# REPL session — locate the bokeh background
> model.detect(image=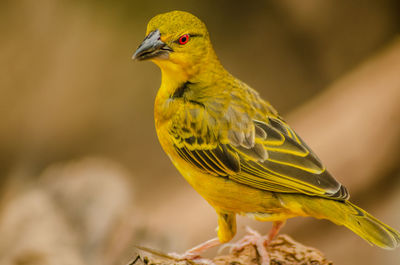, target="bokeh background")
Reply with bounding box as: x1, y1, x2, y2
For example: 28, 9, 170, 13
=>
1, 0, 399, 264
